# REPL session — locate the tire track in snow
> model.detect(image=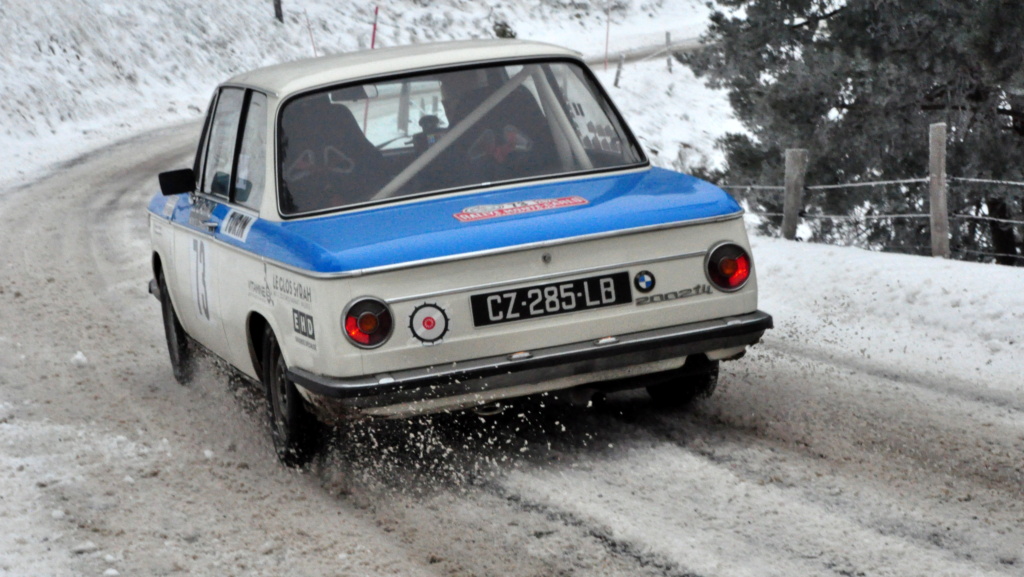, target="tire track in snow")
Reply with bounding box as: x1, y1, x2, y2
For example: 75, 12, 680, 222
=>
482, 480, 703, 577
761, 338, 1024, 414
575, 345, 1024, 575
